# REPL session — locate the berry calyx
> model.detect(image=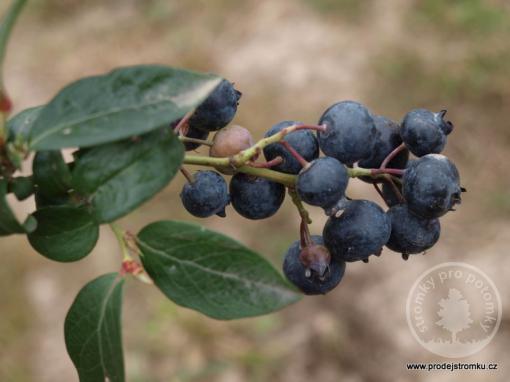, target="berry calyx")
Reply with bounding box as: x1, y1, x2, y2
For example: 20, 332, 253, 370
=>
283, 235, 345, 295
400, 108, 453, 157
